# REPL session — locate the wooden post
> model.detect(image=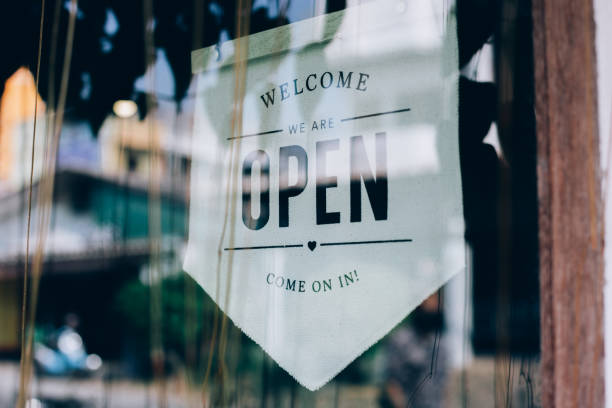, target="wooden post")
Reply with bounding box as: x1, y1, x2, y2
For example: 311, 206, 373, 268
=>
532, 0, 605, 406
